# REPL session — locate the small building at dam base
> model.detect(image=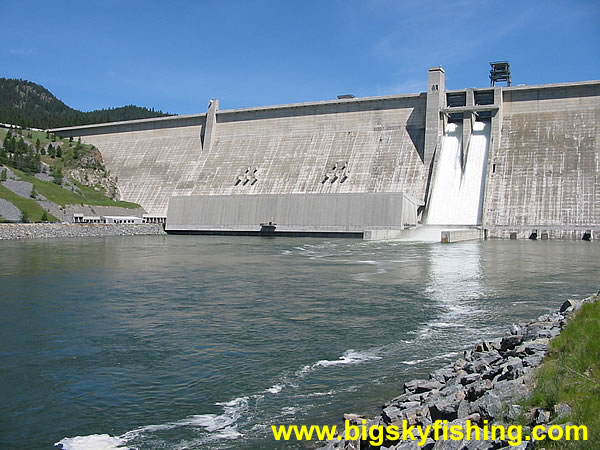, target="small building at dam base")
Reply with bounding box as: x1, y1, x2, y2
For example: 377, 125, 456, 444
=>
50, 66, 600, 240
